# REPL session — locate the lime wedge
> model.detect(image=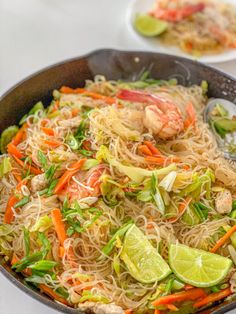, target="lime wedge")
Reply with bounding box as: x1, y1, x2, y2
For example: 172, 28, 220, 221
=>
169, 244, 232, 287
120, 225, 171, 283
134, 14, 168, 37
